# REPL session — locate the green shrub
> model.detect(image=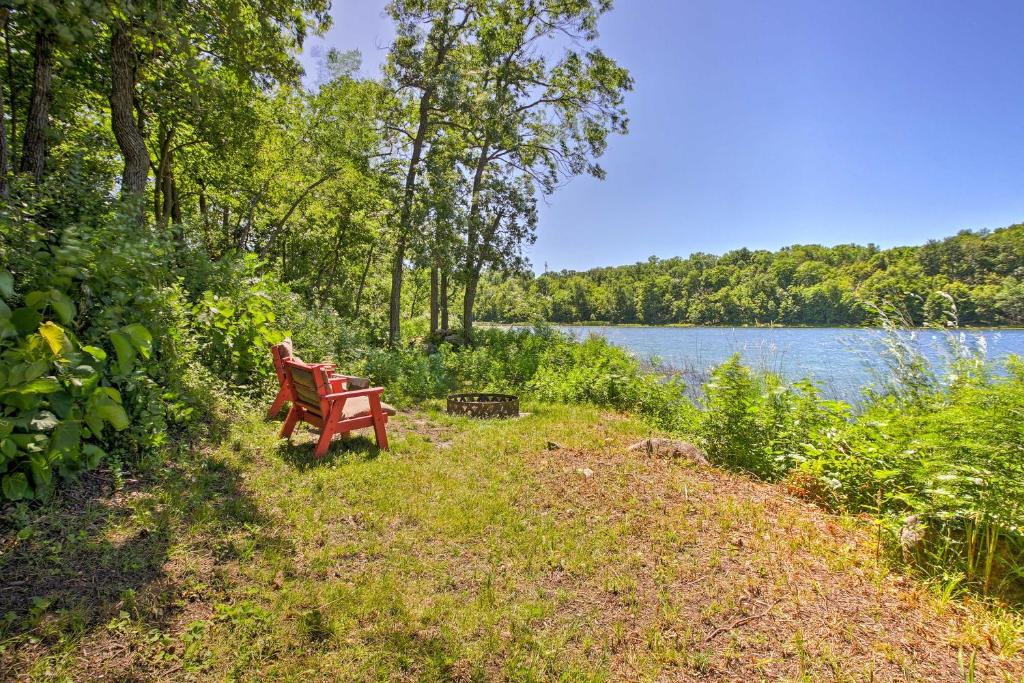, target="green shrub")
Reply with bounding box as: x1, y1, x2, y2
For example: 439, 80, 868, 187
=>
0, 192, 287, 501
697, 355, 848, 480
